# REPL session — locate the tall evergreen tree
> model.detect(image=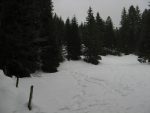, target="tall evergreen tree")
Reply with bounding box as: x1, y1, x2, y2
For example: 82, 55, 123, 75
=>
65, 18, 71, 59
65, 17, 81, 60
53, 14, 65, 62
104, 16, 115, 49
119, 6, 141, 54
127, 5, 140, 53
119, 7, 130, 54
135, 6, 142, 52
0, 0, 41, 77
84, 7, 100, 65
95, 12, 105, 54
114, 27, 121, 52
138, 8, 150, 62
79, 22, 87, 55
70, 16, 81, 60
40, 0, 60, 73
